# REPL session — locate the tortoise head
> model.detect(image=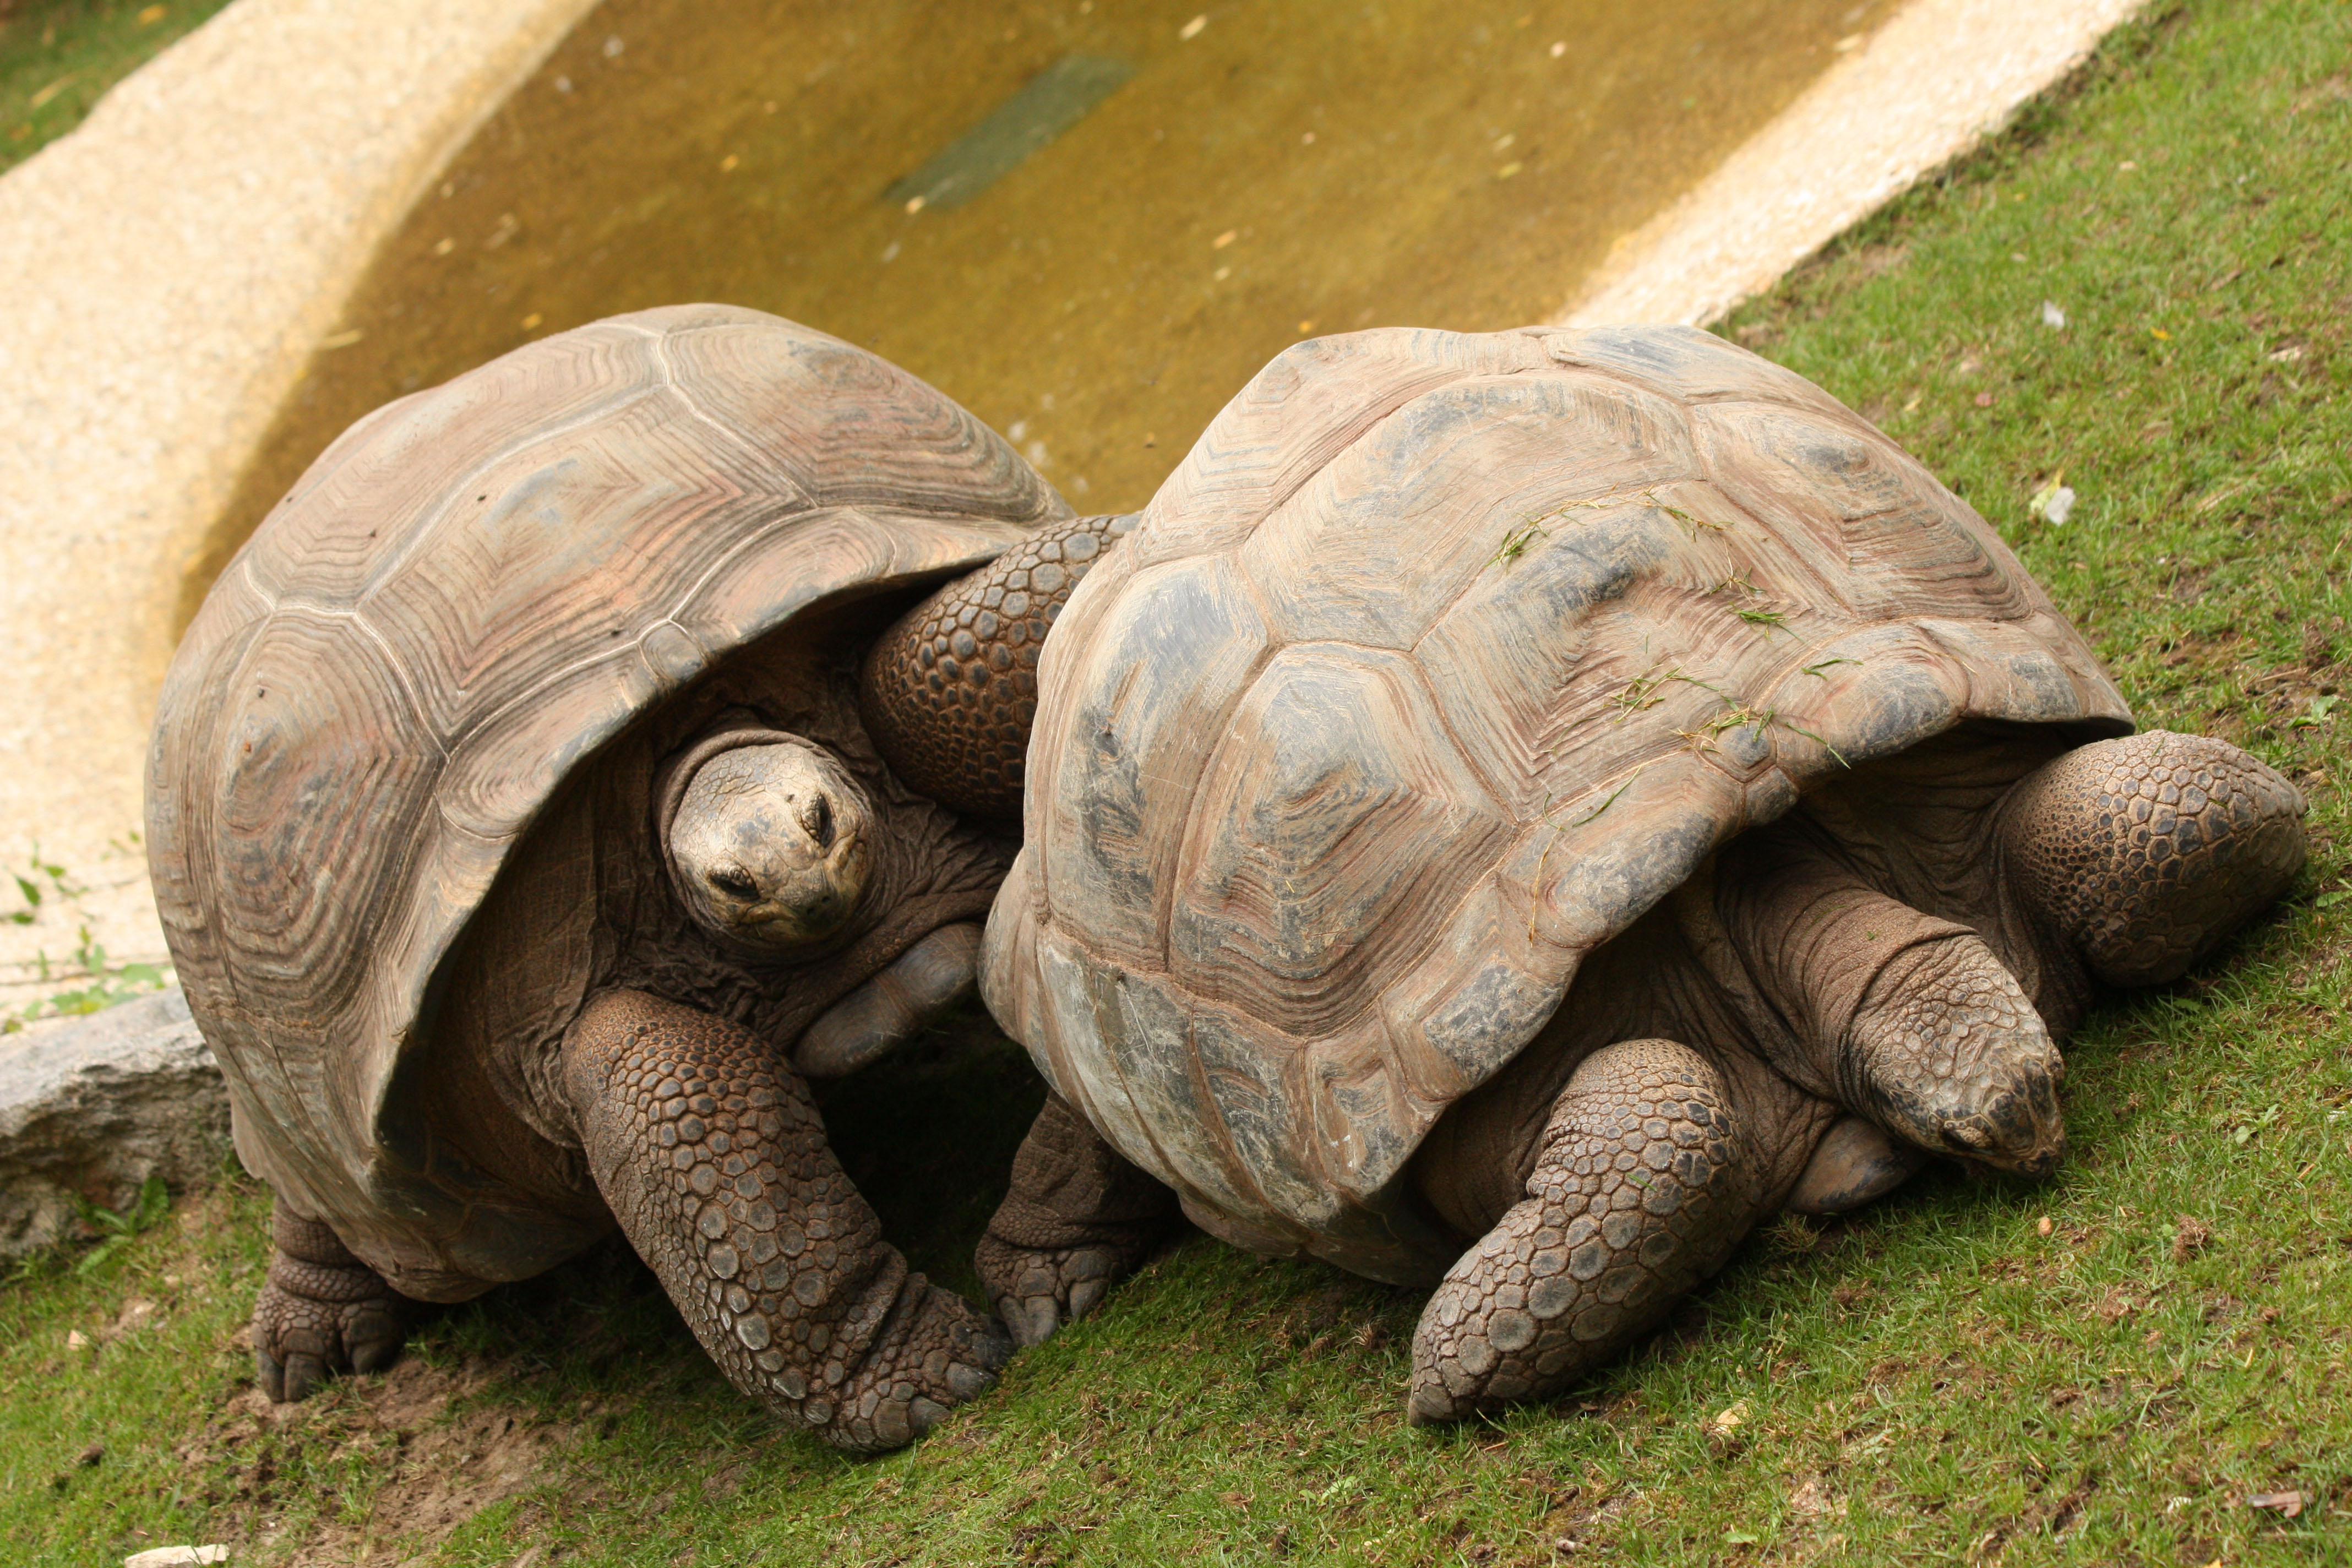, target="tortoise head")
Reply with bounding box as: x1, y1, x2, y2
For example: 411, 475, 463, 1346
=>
666, 740, 876, 954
